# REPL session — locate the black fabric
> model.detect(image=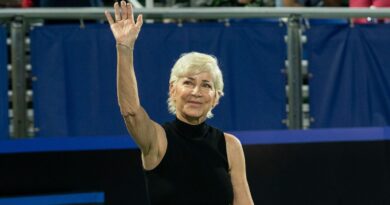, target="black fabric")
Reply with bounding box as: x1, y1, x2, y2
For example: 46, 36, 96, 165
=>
144, 118, 233, 205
